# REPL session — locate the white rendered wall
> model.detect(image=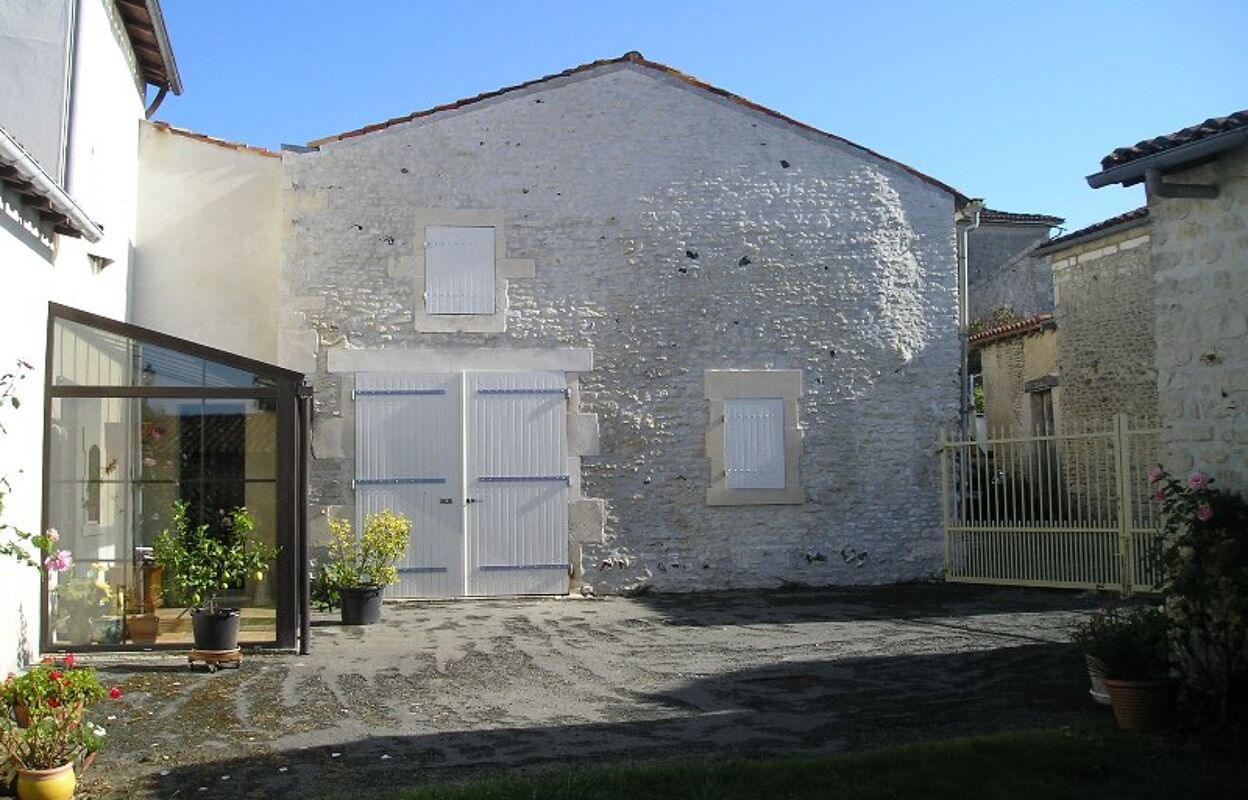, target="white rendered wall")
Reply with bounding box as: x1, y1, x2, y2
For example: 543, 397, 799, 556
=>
282, 64, 960, 594
0, 0, 146, 672
133, 122, 282, 362
0, 0, 73, 179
